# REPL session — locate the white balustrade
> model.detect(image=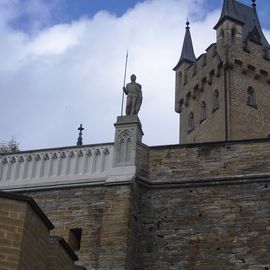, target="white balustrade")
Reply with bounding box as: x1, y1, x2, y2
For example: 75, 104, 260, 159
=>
0, 144, 114, 190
